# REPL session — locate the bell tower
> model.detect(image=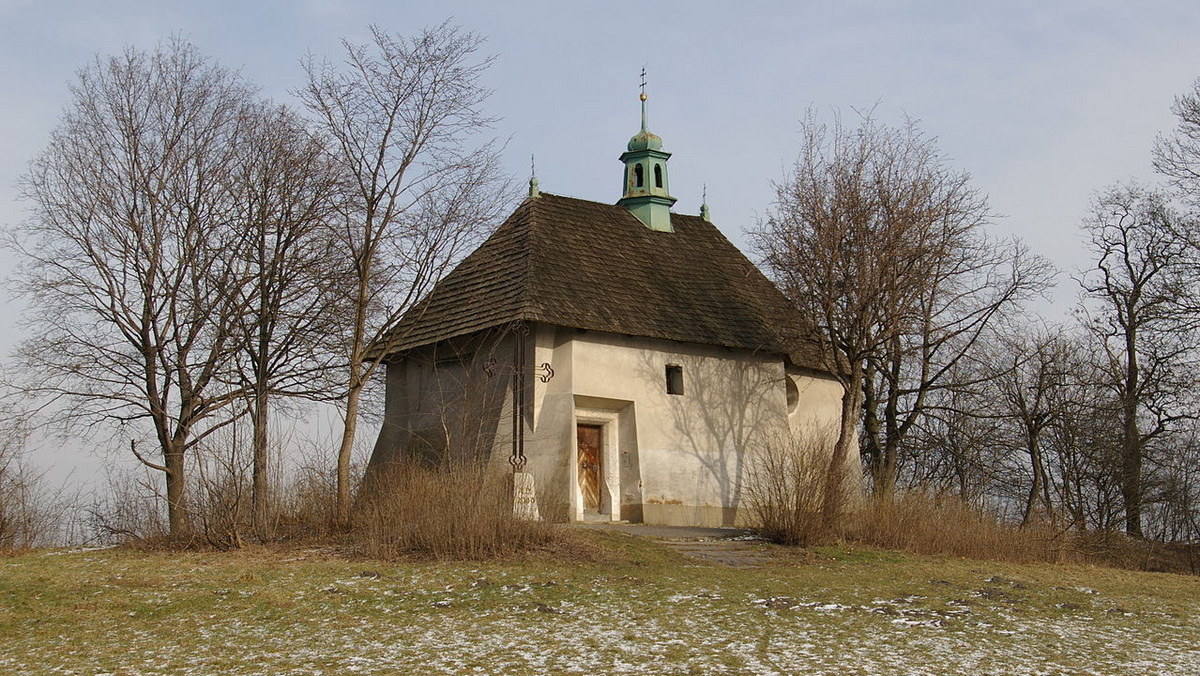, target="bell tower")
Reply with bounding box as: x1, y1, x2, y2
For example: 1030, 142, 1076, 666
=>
618, 72, 676, 232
